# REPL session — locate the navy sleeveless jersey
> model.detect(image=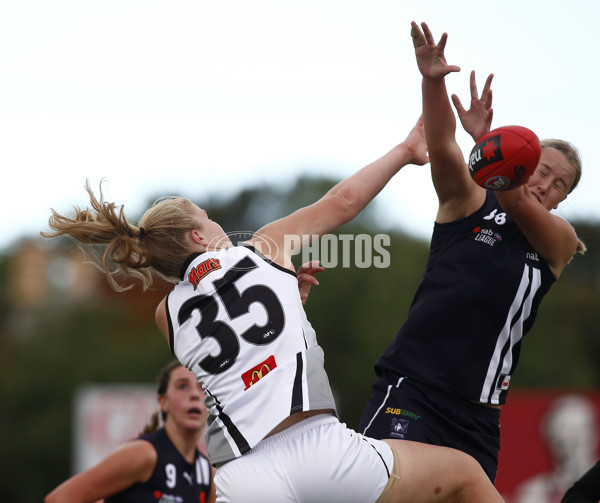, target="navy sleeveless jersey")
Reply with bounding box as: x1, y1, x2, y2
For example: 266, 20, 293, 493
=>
105, 427, 212, 503
376, 191, 556, 405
